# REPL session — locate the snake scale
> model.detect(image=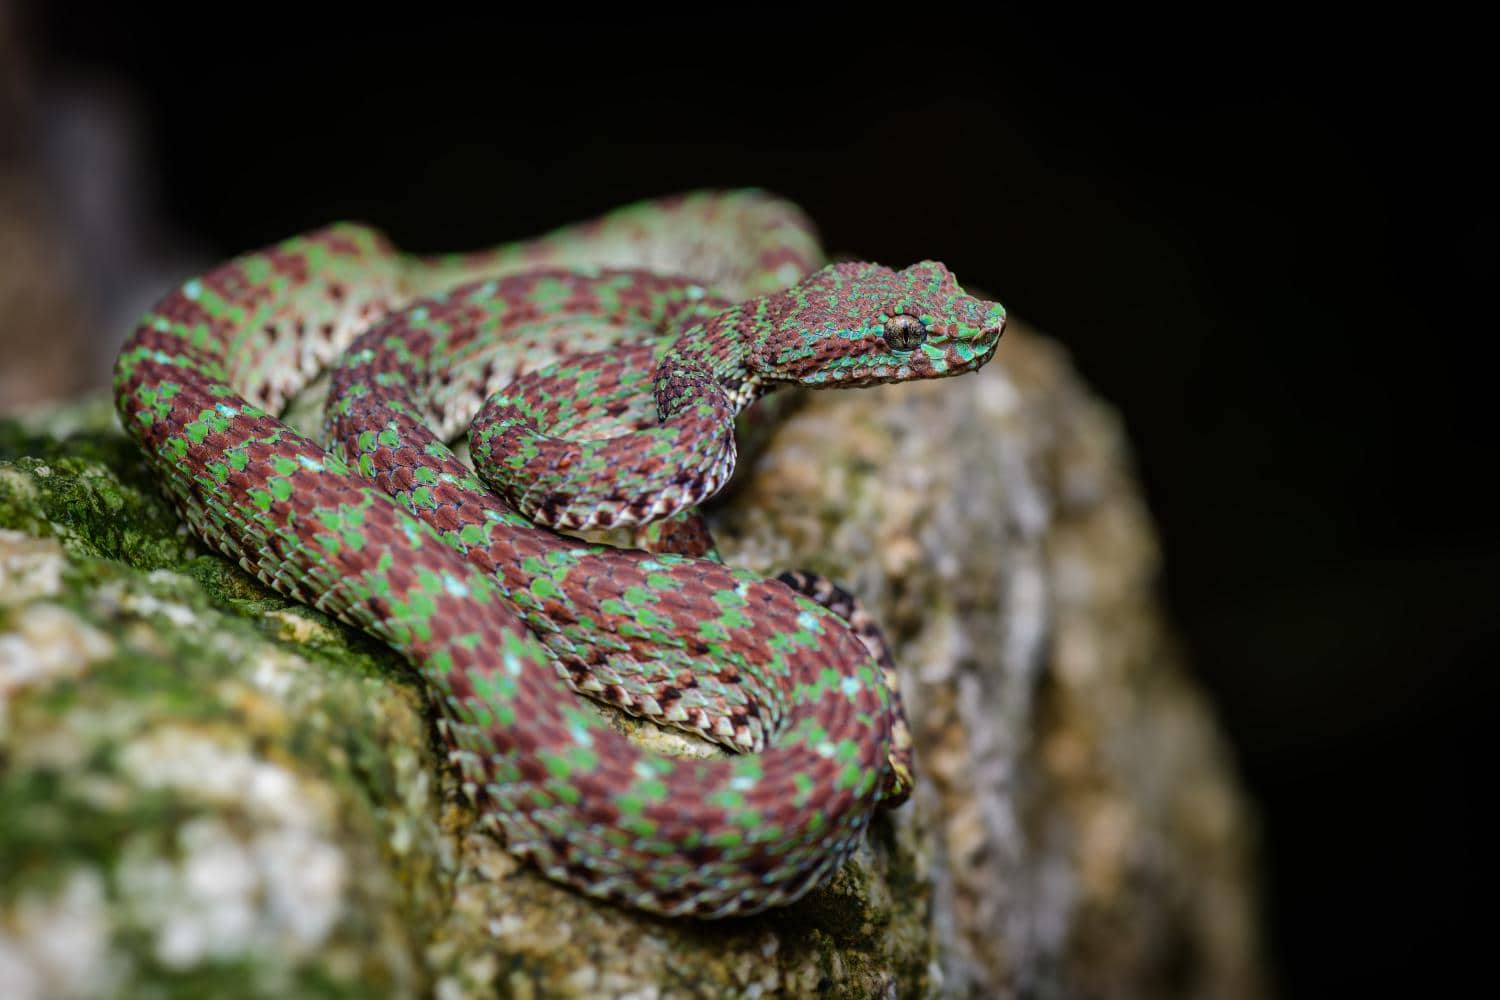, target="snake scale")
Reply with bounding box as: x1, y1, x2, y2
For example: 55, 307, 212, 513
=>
113, 190, 1006, 917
